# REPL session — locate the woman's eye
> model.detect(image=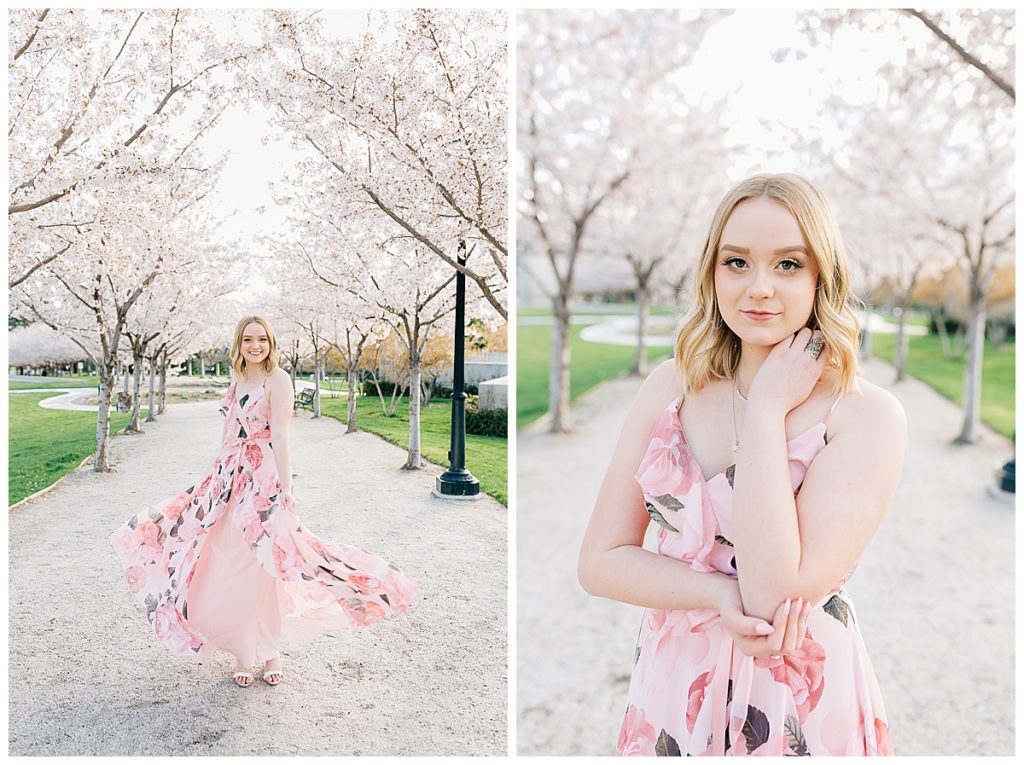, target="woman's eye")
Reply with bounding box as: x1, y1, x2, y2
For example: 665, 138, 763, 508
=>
778, 259, 802, 272
724, 257, 747, 269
